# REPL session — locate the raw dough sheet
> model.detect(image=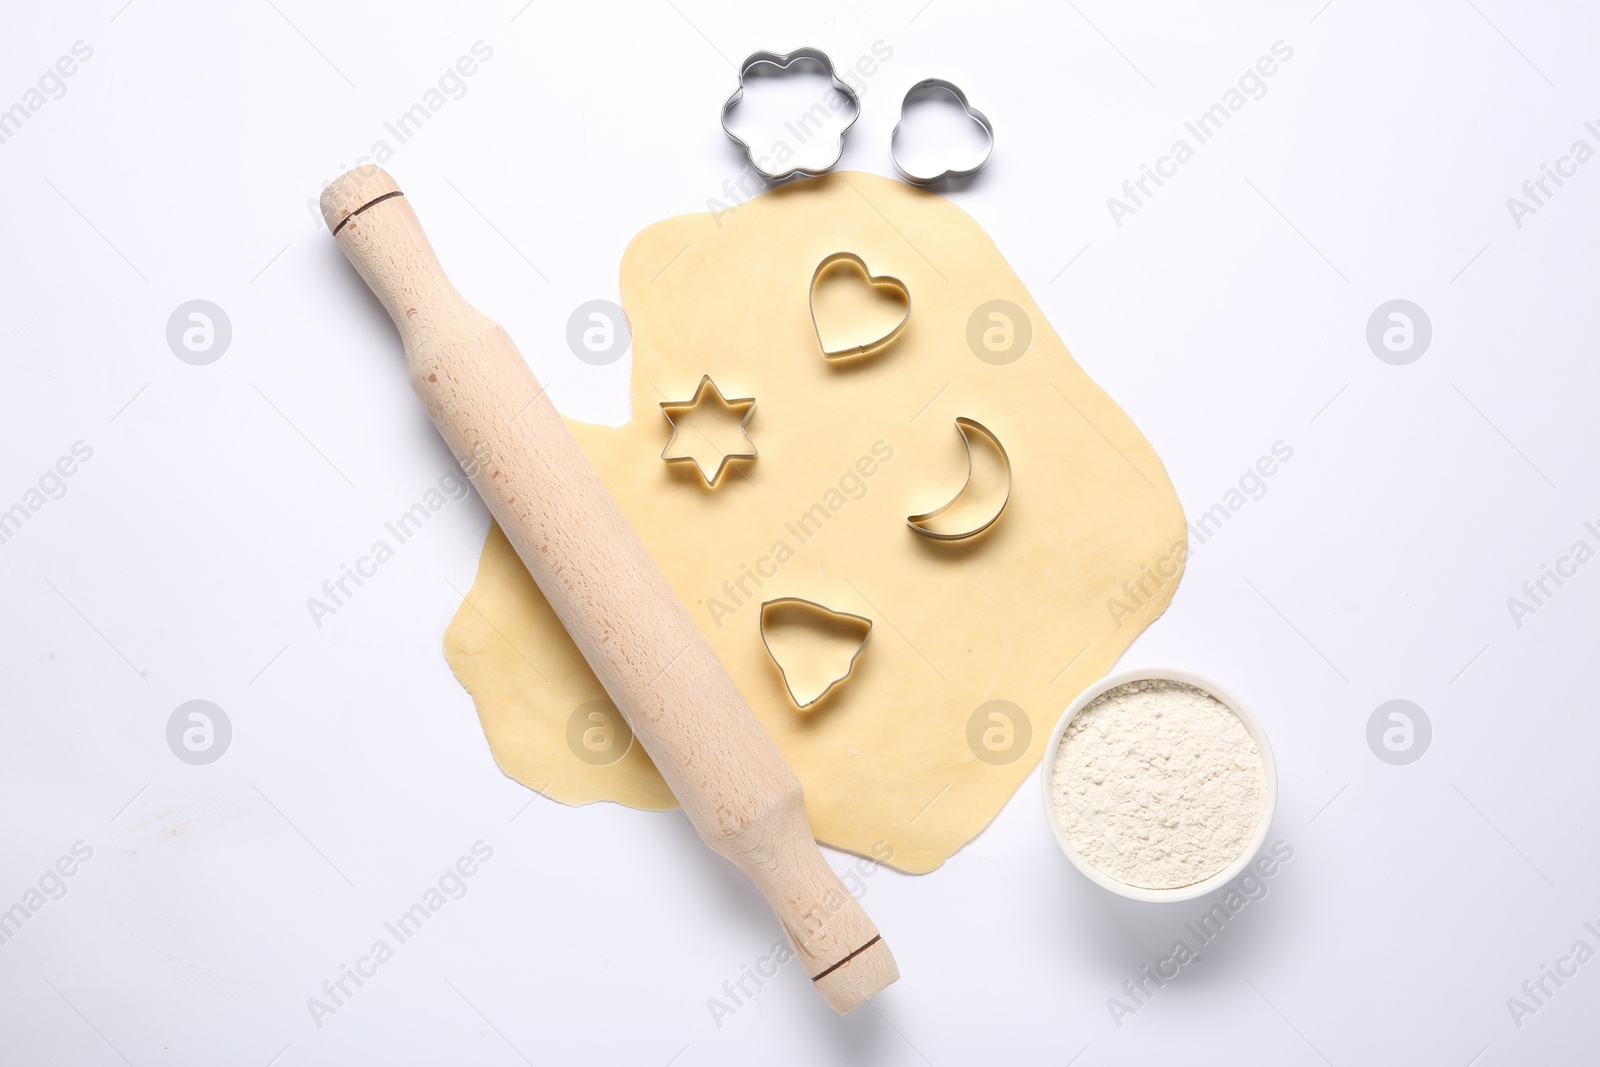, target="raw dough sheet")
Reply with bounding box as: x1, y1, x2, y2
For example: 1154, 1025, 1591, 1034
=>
445, 172, 1187, 873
